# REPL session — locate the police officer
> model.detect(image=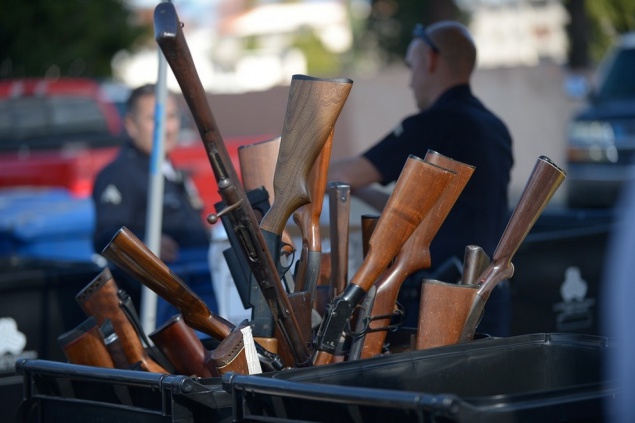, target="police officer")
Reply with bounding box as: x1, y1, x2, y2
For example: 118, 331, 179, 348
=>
329, 22, 514, 336
92, 84, 217, 321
